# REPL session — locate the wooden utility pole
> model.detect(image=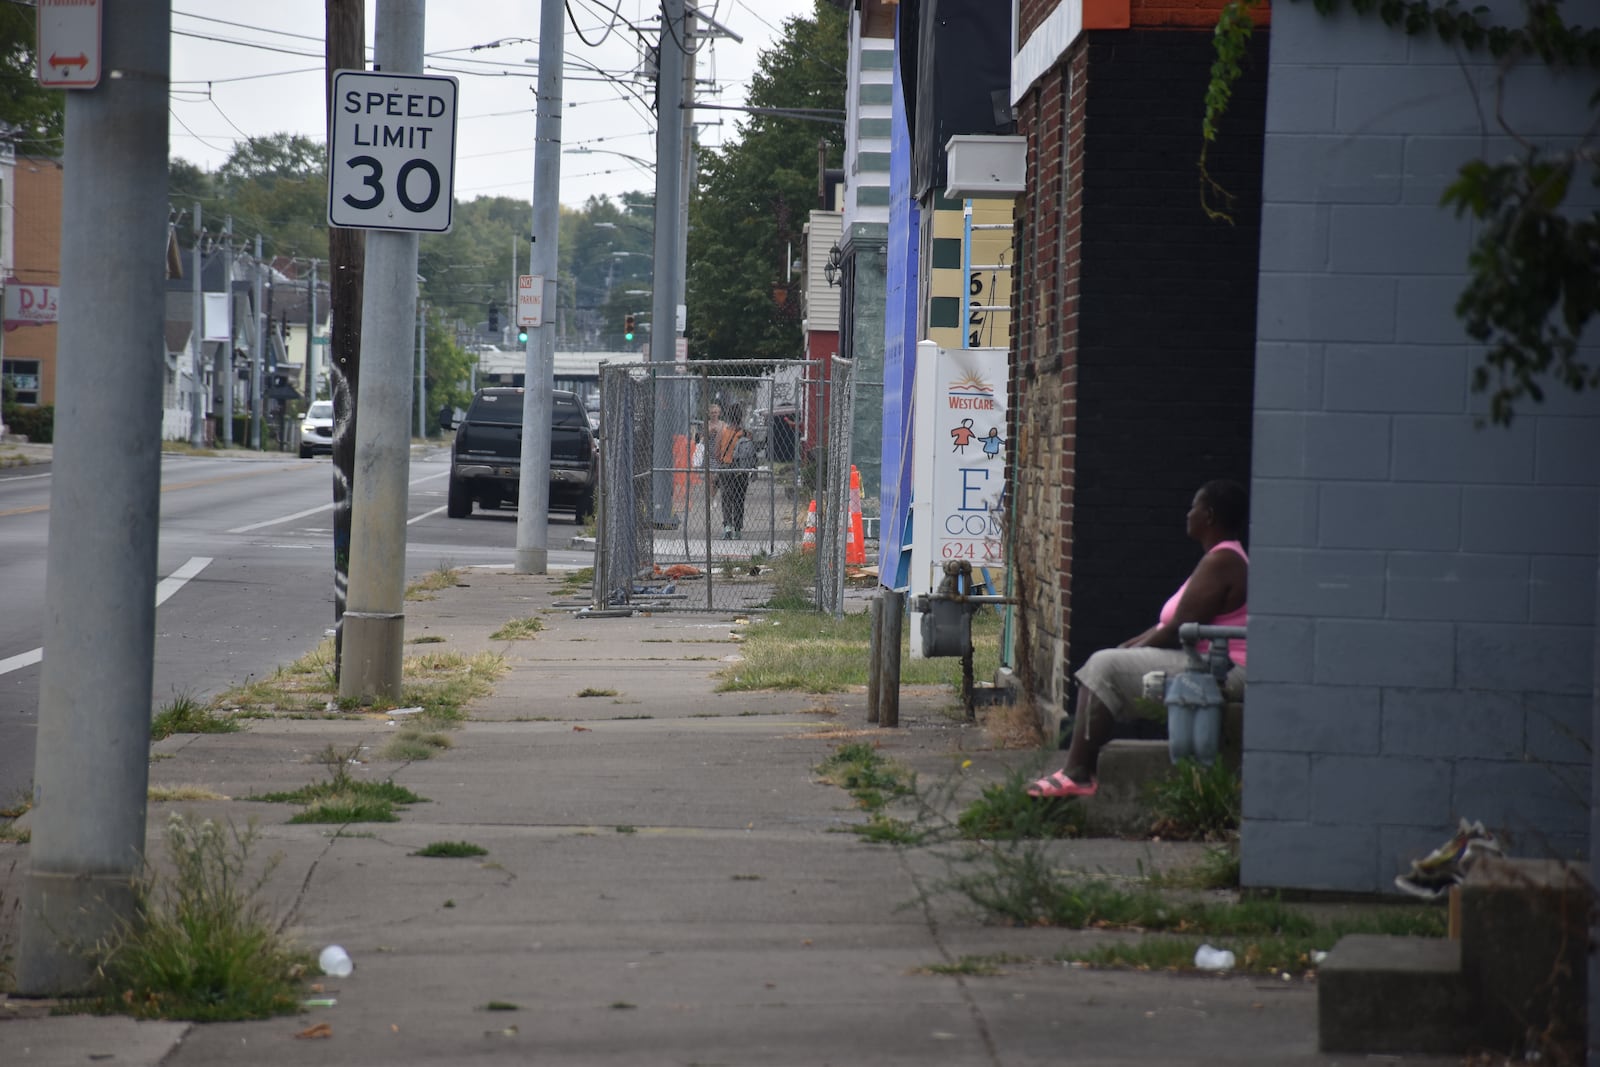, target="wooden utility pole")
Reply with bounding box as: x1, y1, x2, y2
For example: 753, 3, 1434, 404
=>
327, 0, 366, 671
